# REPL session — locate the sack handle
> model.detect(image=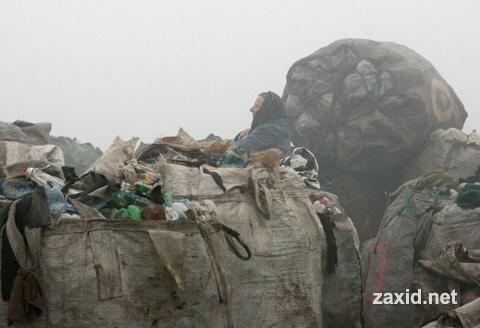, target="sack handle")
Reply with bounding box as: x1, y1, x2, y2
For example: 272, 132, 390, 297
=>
213, 222, 252, 261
